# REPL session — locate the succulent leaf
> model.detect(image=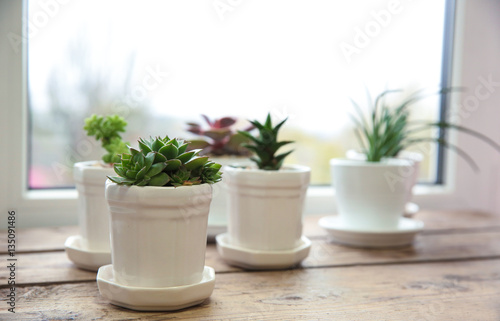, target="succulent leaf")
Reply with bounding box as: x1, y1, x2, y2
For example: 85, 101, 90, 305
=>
146, 162, 167, 177
177, 150, 200, 163
144, 152, 155, 171
165, 159, 182, 171
159, 144, 178, 160
185, 156, 209, 170
125, 170, 139, 179
177, 143, 189, 154
148, 172, 170, 186
136, 166, 148, 181
153, 152, 167, 163
138, 139, 152, 154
